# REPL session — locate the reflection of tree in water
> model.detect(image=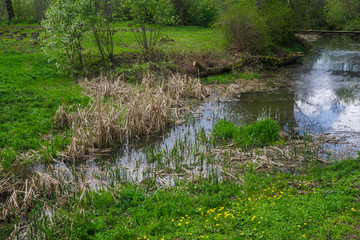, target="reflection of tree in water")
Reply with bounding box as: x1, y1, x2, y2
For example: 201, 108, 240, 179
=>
335, 86, 360, 104
220, 90, 297, 132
